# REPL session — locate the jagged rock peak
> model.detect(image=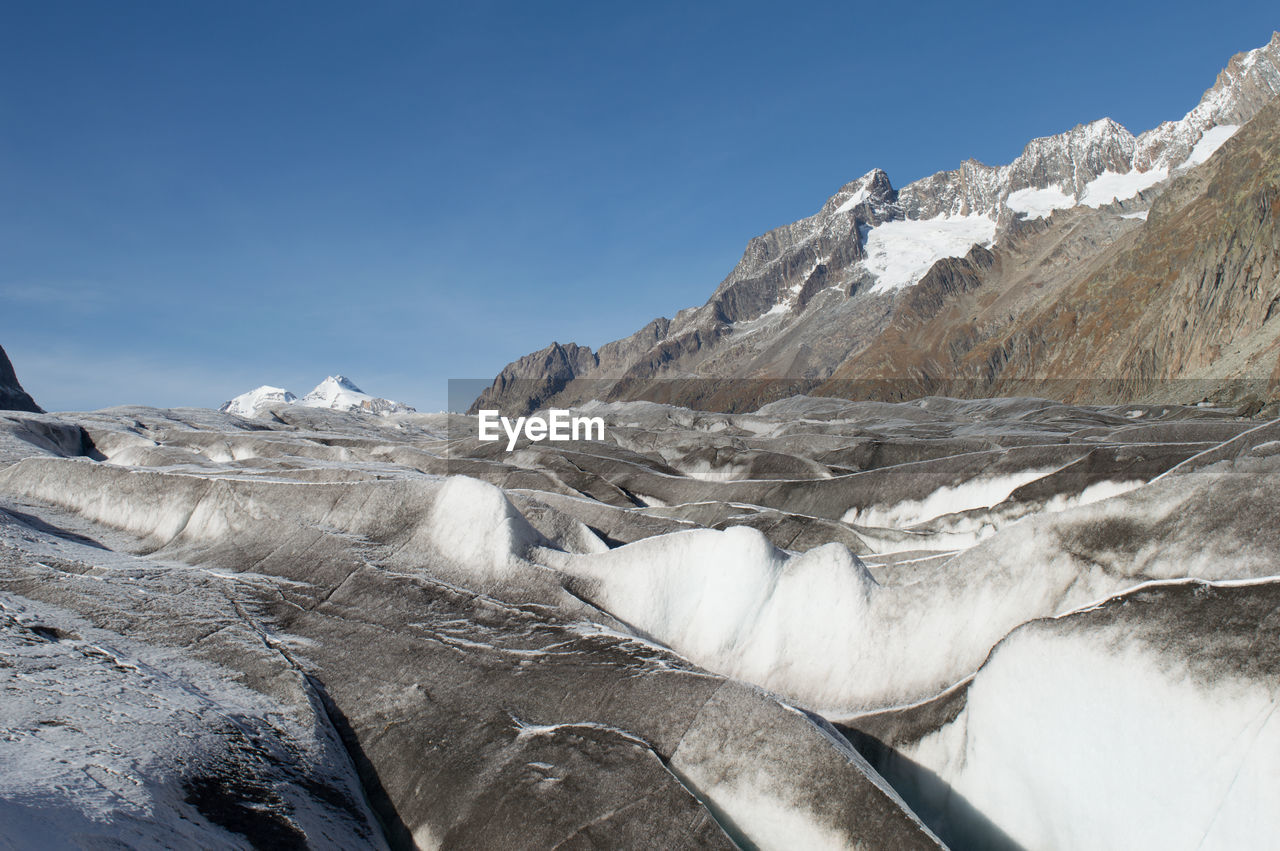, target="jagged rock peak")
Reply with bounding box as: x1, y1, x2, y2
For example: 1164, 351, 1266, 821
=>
1135, 32, 1280, 170
827, 169, 896, 212
0, 344, 42, 413
471, 34, 1280, 417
